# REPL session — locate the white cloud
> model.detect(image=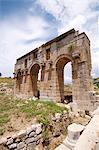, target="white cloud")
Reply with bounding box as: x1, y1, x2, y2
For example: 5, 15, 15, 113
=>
38, 0, 99, 80
0, 15, 50, 77
0, 0, 99, 81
